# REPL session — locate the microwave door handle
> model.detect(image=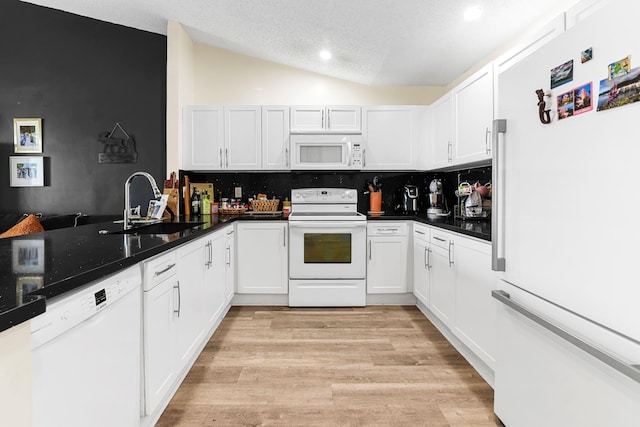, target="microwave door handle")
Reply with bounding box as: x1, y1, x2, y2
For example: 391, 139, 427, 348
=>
348, 142, 352, 166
